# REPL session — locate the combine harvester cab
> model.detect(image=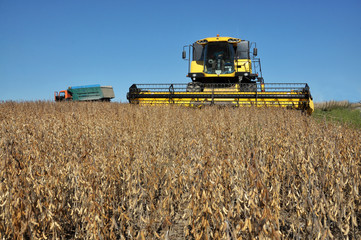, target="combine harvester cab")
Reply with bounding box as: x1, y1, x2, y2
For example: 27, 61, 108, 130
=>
127, 35, 314, 114
55, 85, 115, 102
